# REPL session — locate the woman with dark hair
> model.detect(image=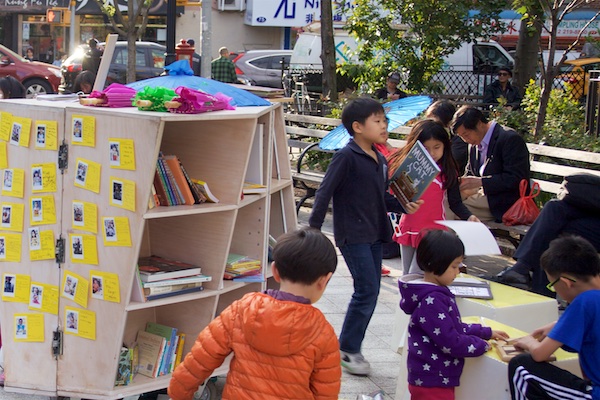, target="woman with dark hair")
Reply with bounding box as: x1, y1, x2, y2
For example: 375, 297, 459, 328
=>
0, 76, 27, 99
72, 70, 96, 94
